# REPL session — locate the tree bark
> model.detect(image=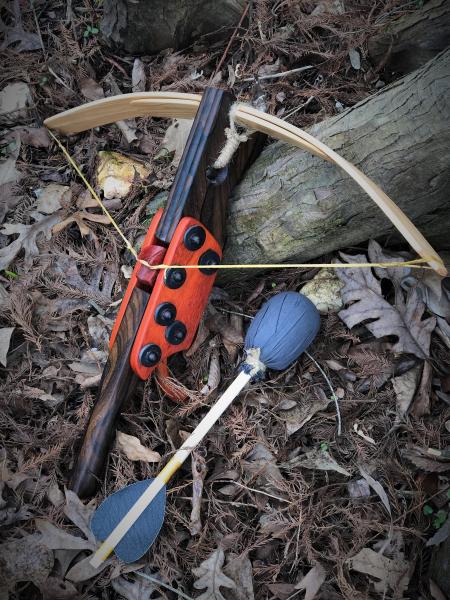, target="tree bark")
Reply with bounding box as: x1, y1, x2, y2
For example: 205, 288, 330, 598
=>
222, 49, 450, 279
101, 0, 246, 55
368, 0, 450, 75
